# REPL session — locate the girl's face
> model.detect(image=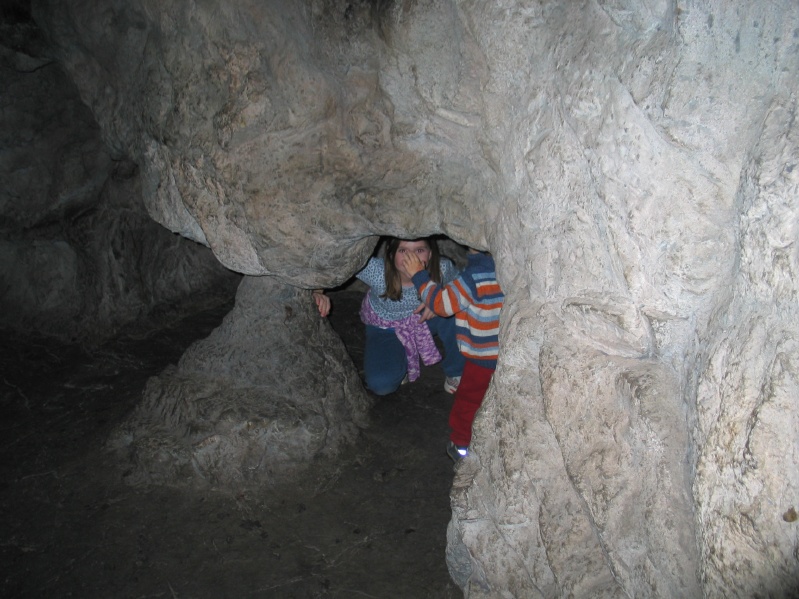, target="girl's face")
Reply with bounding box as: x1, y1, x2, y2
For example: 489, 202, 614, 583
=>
395, 240, 431, 280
